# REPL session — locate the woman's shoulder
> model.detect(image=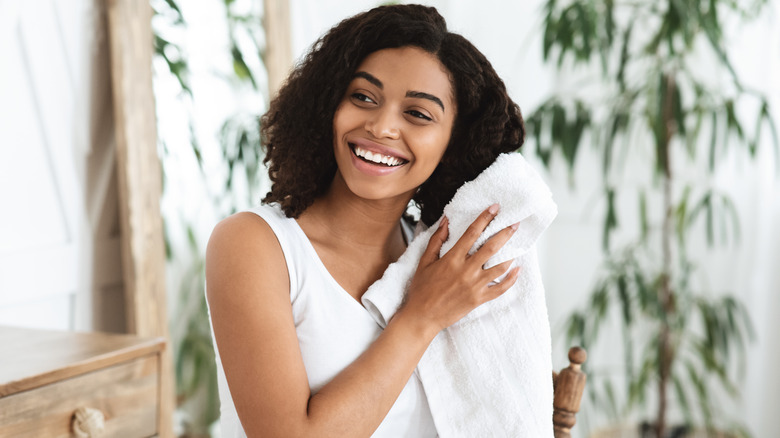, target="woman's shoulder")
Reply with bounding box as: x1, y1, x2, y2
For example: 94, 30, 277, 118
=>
209, 208, 276, 249
206, 207, 290, 302
208, 204, 290, 251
